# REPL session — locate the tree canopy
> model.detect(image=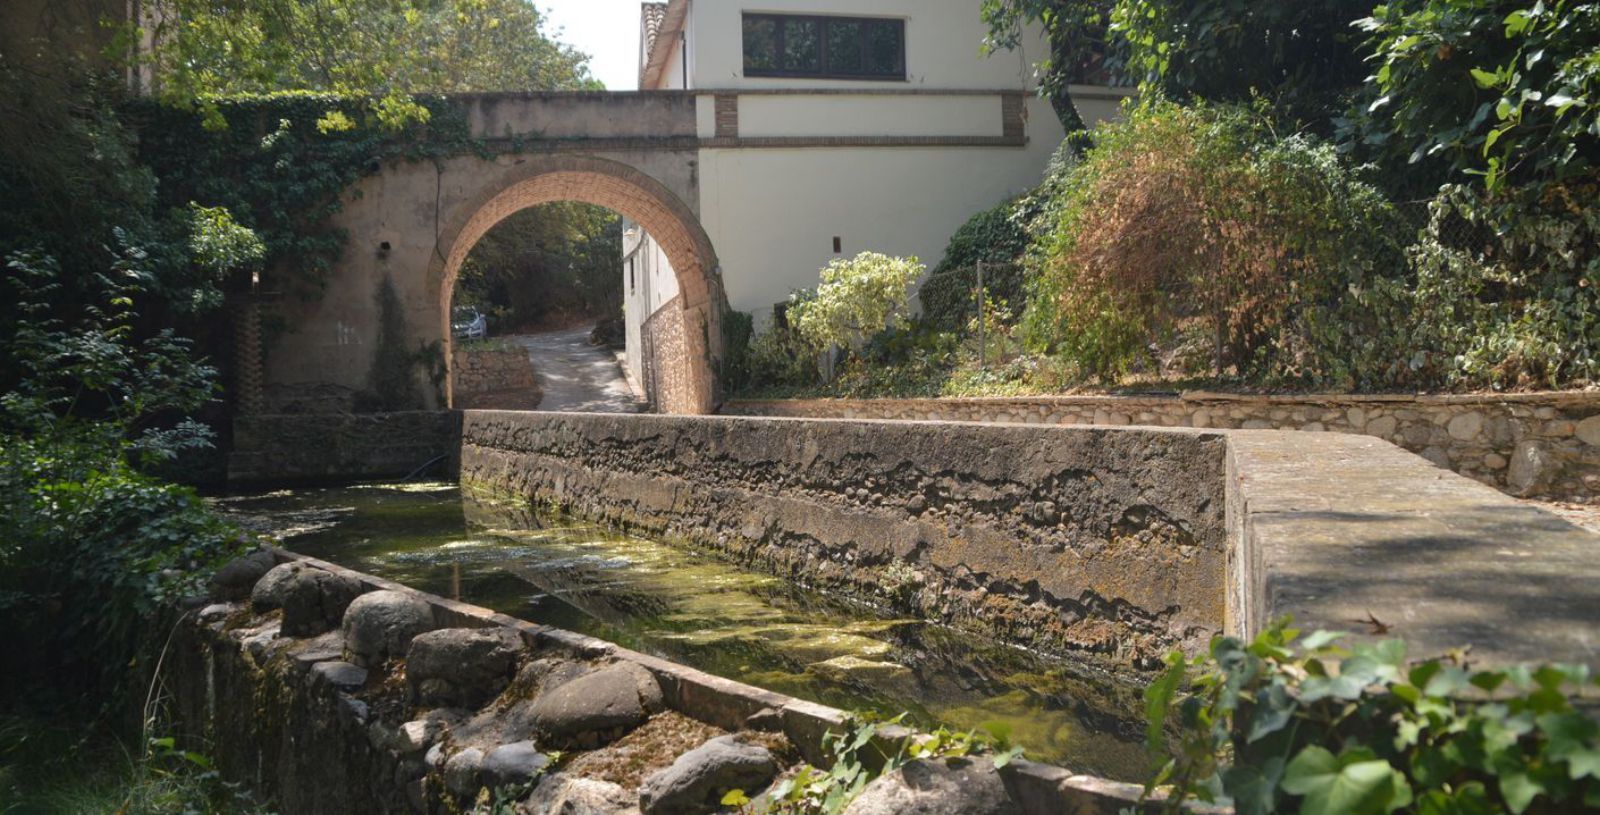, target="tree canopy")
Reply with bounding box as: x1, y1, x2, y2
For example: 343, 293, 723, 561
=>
142, 0, 600, 127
